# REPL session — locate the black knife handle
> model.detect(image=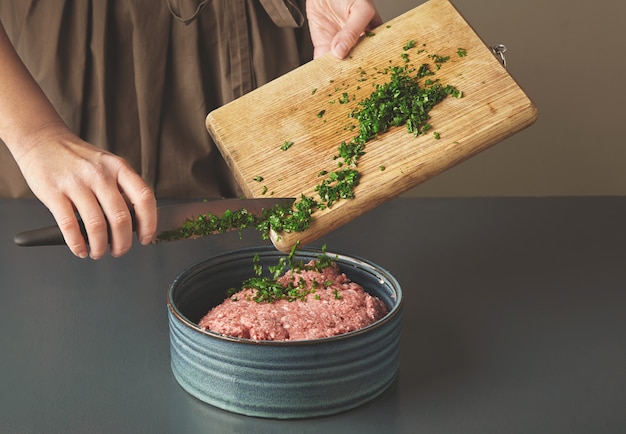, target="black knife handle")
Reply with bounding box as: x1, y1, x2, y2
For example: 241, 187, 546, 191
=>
15, 219, 90, 247
14, 210, 138, 247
